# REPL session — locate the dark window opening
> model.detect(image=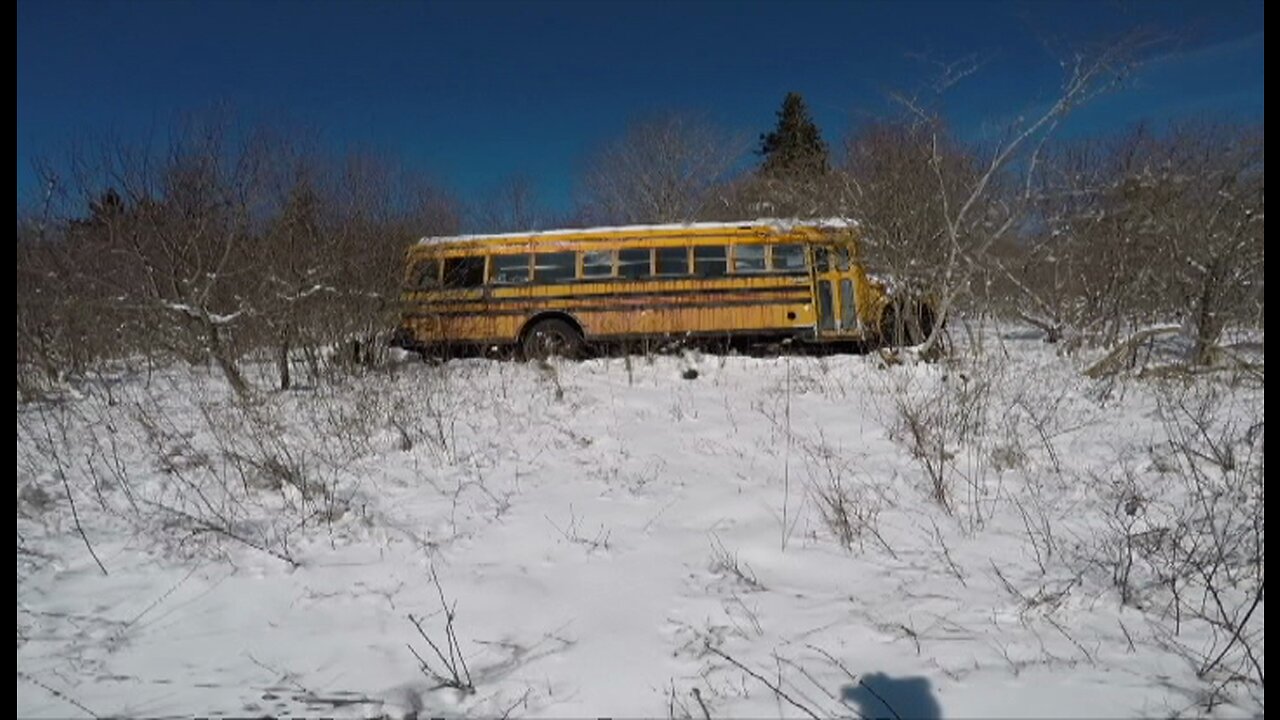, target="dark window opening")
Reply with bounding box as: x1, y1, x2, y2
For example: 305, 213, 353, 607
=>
840, 278, 858, 329
694, 246, 728, 277
442, 257, 484, 288
618, 248, 651, 279
655, 247, 690, 276
813, 246, 833, 272
836, 245, 853, 271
